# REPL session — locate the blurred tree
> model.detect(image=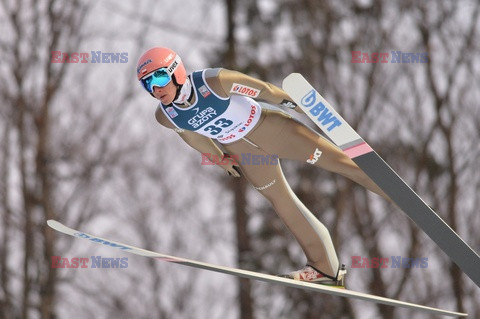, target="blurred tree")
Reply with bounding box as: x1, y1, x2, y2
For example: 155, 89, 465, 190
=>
0, 1, 91, 318
219, 0, 480, 318
210, 0, 255, 318
3, 0, 479, 318
1, 0, 239, 318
